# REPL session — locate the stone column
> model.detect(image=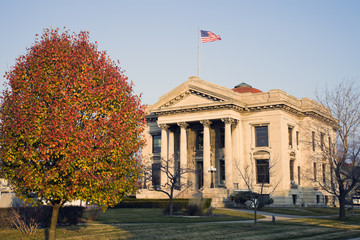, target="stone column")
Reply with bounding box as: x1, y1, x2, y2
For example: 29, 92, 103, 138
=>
222, 118, 233, 189
168, 130, 175, 182
178, 122, 188, 185
201, 120, 212, 189
159, 124, 169, 187
168, 130, 175, 160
